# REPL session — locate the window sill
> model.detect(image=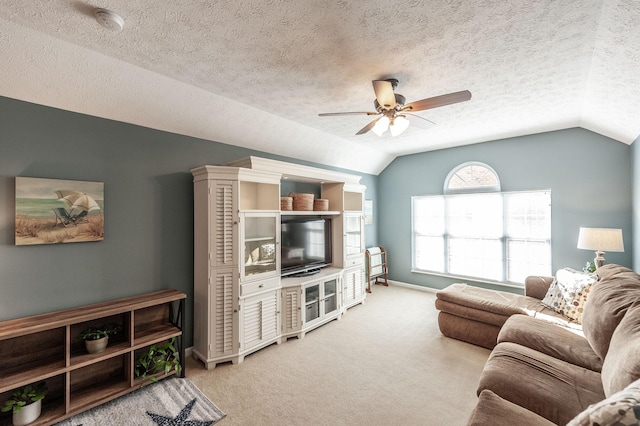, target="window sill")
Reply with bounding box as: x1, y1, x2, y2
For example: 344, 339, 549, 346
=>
410, 269, 524, 289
